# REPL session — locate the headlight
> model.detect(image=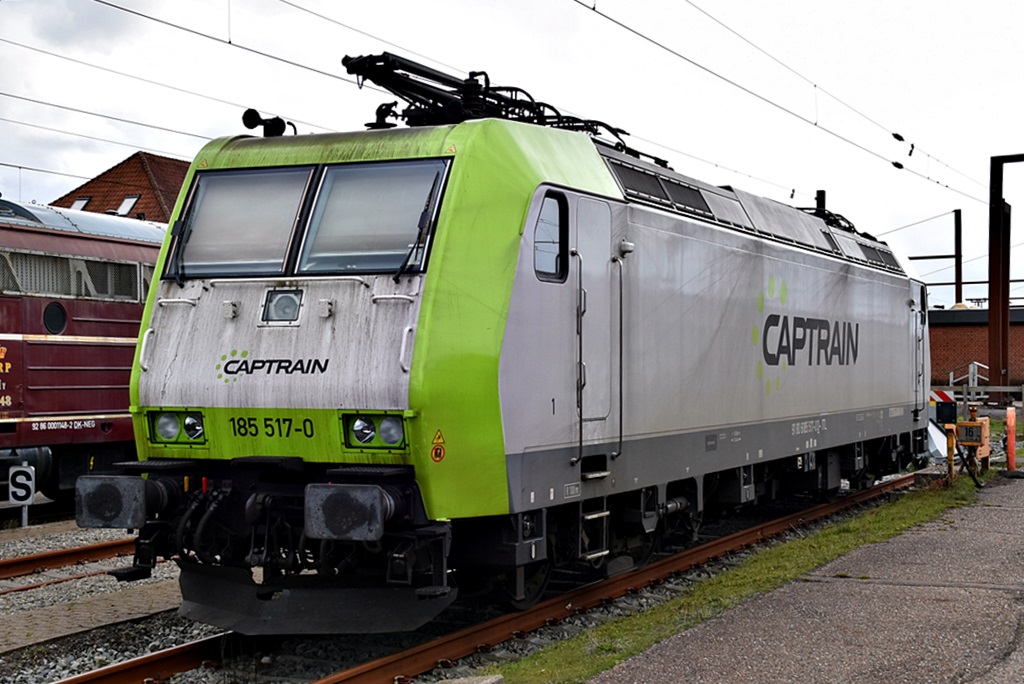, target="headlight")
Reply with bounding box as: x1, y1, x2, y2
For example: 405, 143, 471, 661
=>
264, 289, 303, 323
155, 413, 180, 441
343, 413, 406, 449
150, 410, 207, 444
183, 414, 205, 440
379, 416, 404, 445
351, 416, 376, 444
